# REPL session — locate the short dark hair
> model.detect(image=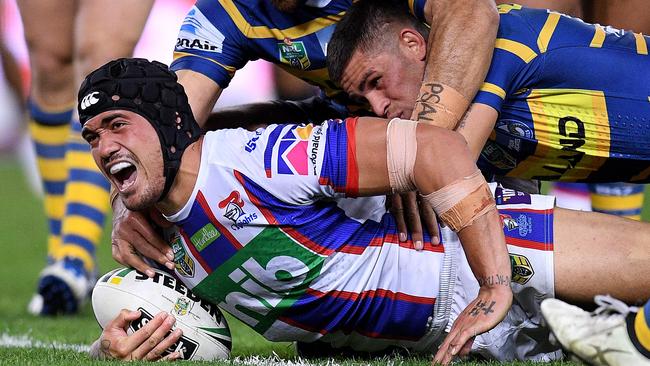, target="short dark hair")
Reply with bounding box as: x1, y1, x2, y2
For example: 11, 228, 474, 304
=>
327, 0, 429, 86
